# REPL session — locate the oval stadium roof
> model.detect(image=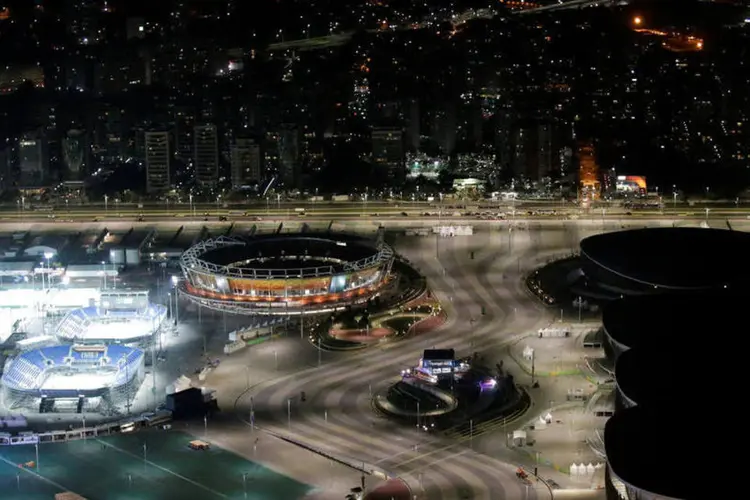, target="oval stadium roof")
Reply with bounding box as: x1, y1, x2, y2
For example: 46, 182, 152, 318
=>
606, 407, 694, 499
614, 344, 700, 408
581, 227, 750, 290
602, 293, 739, 350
